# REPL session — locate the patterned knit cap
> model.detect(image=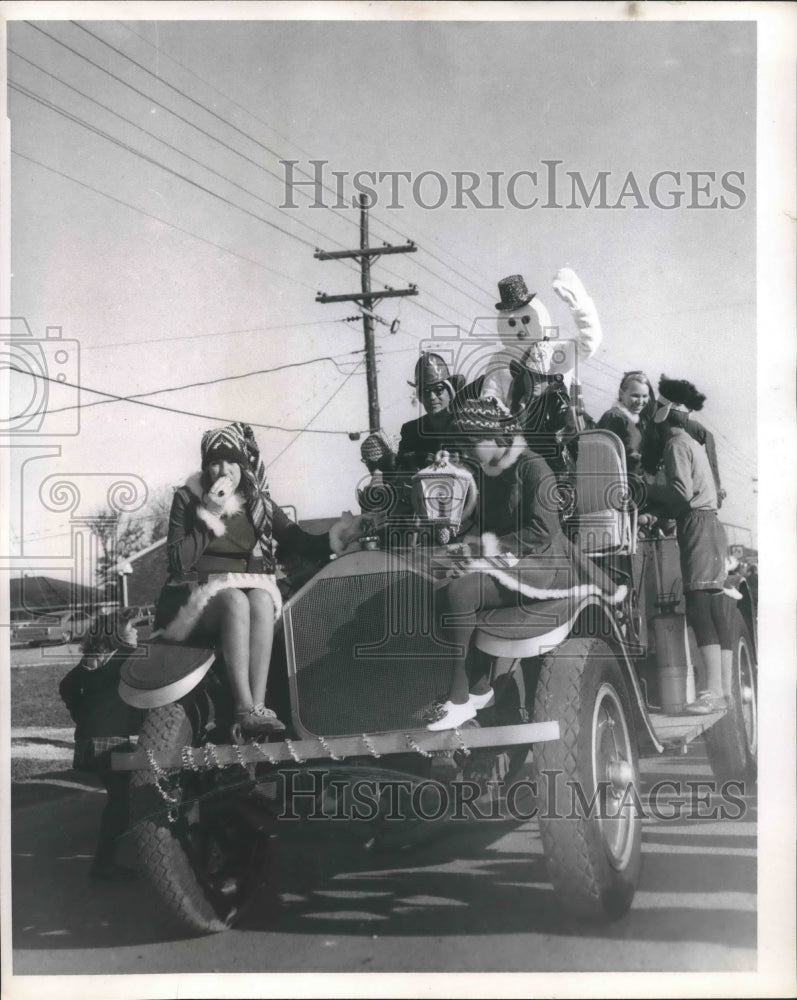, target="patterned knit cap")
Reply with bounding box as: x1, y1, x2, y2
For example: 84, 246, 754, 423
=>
200, 423, 275, 562
455, 398, 522, 438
